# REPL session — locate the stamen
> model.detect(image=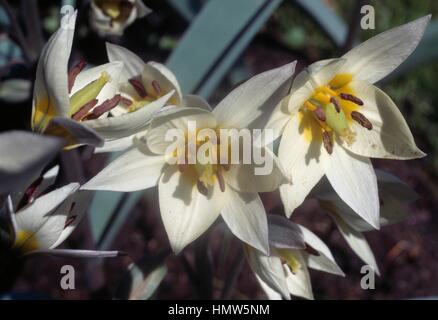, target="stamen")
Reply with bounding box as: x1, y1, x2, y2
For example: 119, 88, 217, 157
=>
322, 131, 333, 155
152, 80, 161, 96
216, 170, 225, 192
68, 59, 87, 93
71, 99, 98, 121
197, 180, 209, 196
351, 111, 373, 130
129, 78, 147, 98
120, 96, 133, 107
313, 107, 326, 122
340, 93, 364, 106
304, 101, 317, 112
85, 94, 121, 120
330, 96, 341, 113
